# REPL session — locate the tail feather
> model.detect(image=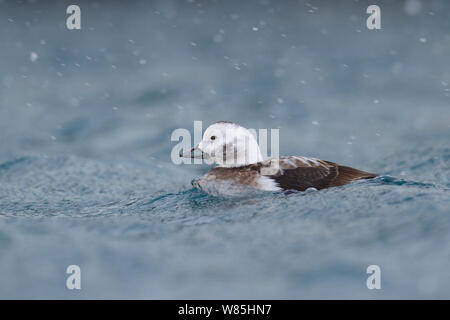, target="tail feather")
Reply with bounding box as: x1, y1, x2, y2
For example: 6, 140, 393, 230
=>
331, 165, 378, 187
